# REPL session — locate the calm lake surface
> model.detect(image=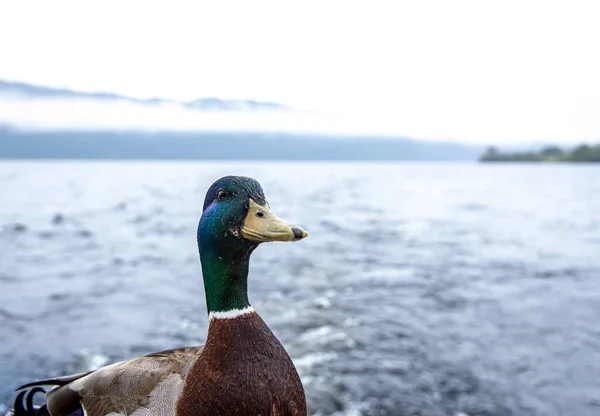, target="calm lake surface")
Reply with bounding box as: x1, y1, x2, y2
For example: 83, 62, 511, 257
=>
1, 161, 599, 416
